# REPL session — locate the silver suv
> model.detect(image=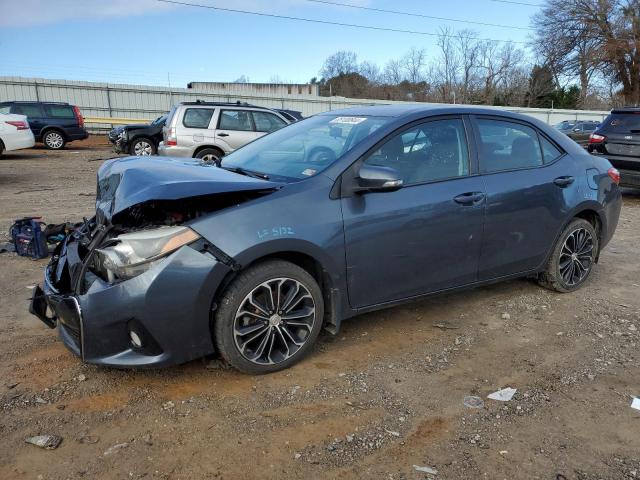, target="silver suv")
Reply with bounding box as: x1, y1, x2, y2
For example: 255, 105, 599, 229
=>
158, 101, 290, 162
